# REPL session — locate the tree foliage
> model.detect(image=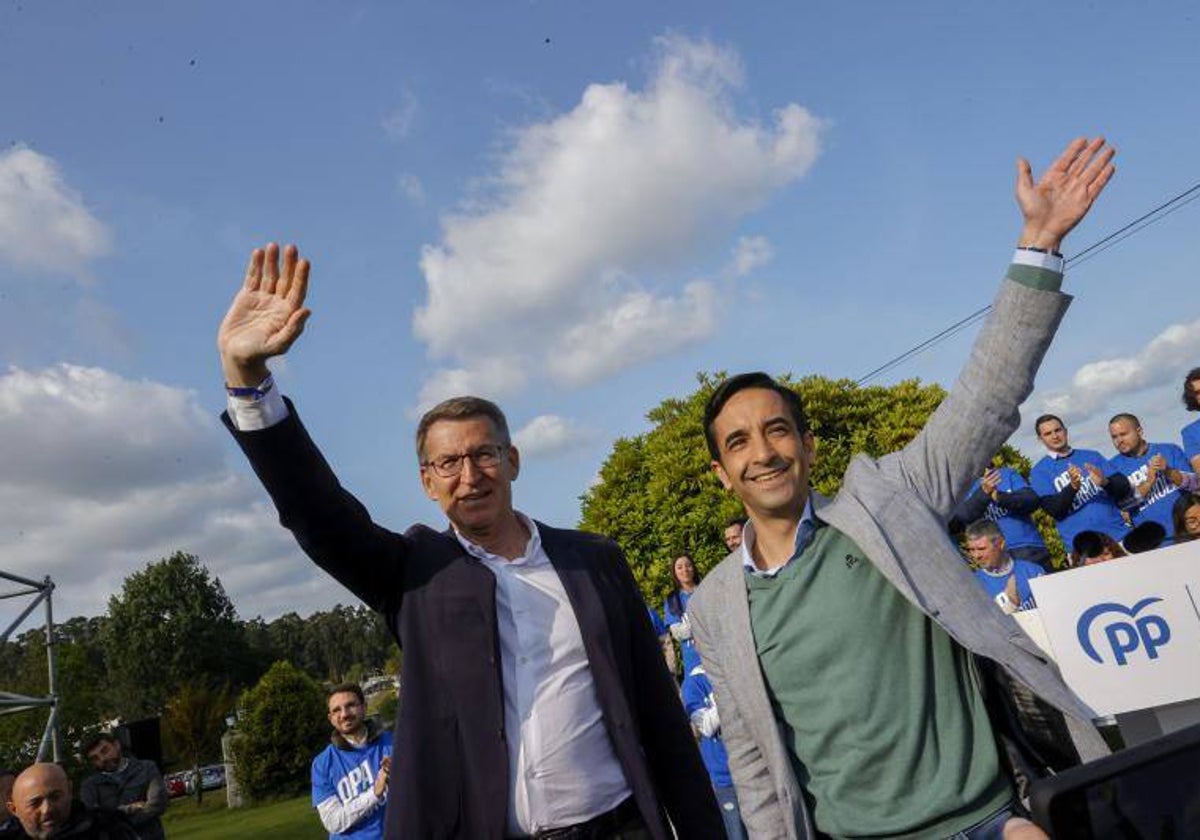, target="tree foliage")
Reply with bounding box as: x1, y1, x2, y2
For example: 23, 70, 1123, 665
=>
580, 372, 1045, 608
162, 679, 234, 804
229, 661, 327, 801
102, 551, 254, 718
